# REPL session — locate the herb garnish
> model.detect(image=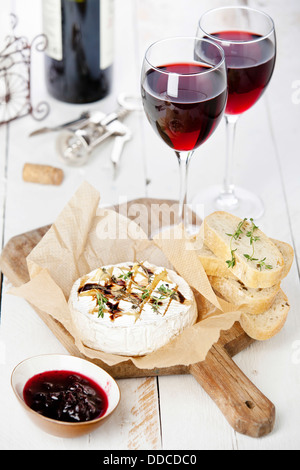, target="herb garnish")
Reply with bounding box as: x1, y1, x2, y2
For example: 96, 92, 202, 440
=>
226, 249, 237, 269
226, 218, 247, 268
118, 270, 133, 281
96, 292, 108, 318
83, 263, 183, 320
243, 218, 260, 262
257, 257, 273, 271
157, 284, 177, 300
151, 296, 163, 313
149, 285, 178, 313
226, 218, 273, 271
142, 289, 150, 300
